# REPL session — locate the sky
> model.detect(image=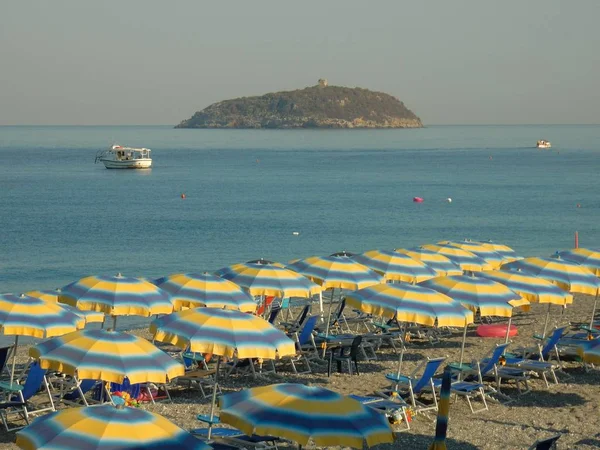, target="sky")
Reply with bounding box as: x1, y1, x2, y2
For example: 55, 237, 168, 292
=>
1, 0, 599, 125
